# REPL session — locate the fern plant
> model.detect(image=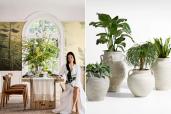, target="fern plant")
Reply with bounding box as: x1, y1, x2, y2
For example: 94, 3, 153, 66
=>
89, 13, 134, 52
153, 37, 171, 58
126, 42, 158, 70
86, 63, 111, 78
